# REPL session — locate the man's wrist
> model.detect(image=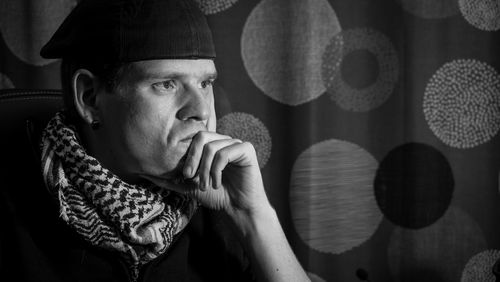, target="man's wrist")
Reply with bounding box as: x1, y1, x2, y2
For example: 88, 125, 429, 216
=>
227, 202, 278, 239
226, 203, 310, 282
